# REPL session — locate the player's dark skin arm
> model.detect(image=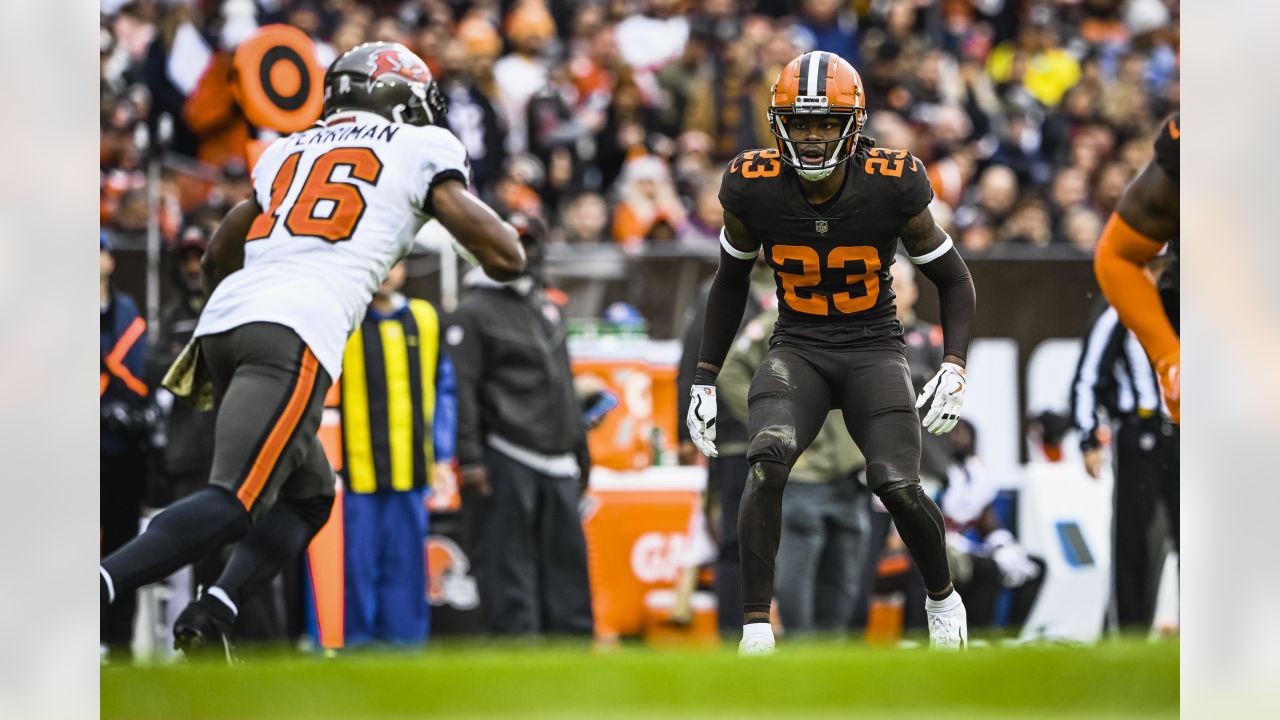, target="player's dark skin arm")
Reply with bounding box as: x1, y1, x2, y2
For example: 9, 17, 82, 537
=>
202, 198, 259, 297
899, 206, 976, 368
694, 210, 760, 382
431, 179, 526, 281
1116, 160, 1179, 242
